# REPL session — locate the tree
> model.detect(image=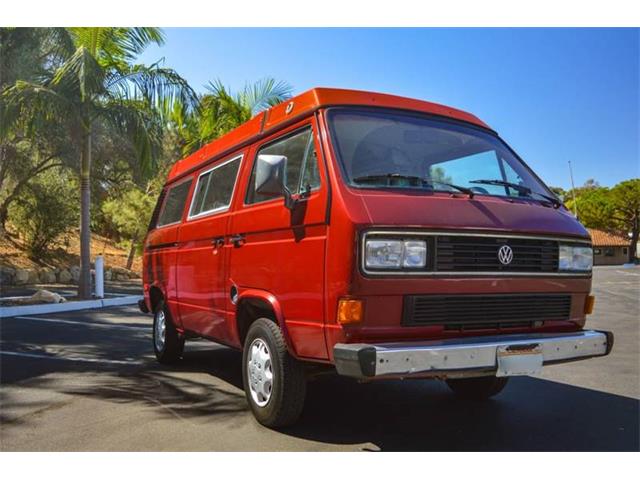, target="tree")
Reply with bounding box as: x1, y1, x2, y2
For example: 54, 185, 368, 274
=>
1, 28, 197, 298
102, 186, 155, 270
9, 168, 78, 259
0, 28, 76, 232
609, 179, 640, 262
566, 179, 640, 262
170, 77, 292, 156
565, 187, 613, 229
